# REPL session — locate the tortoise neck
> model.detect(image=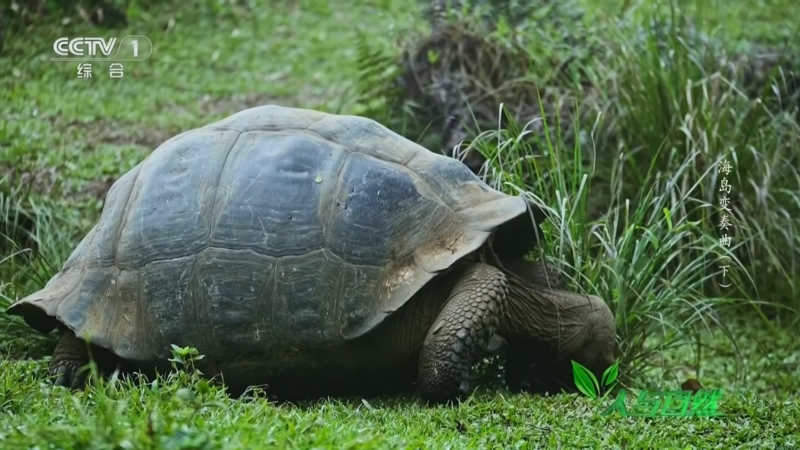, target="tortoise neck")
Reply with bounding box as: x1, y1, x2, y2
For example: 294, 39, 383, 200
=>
500, 274, 553, 341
